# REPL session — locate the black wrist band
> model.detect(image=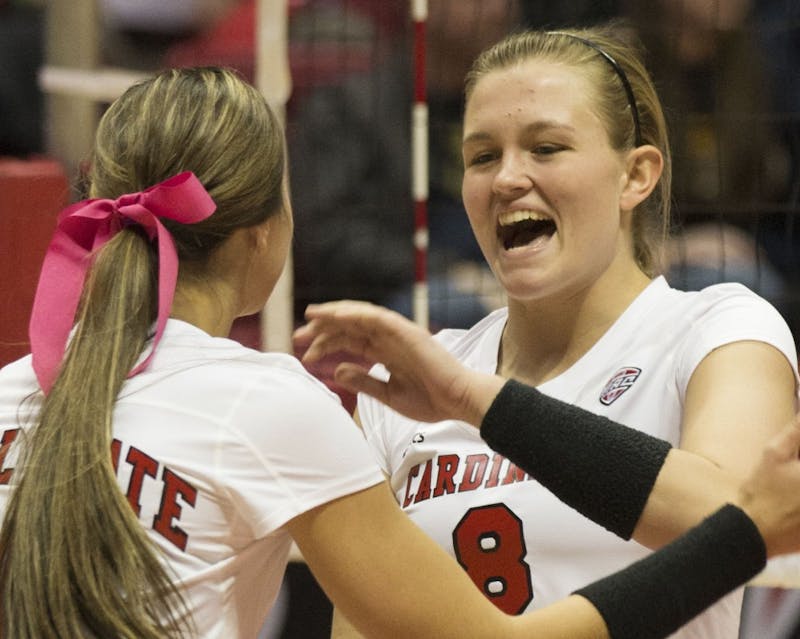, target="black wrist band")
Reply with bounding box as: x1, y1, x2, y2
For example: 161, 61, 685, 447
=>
480, 379, 671, 539
575, 504, 766, 639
